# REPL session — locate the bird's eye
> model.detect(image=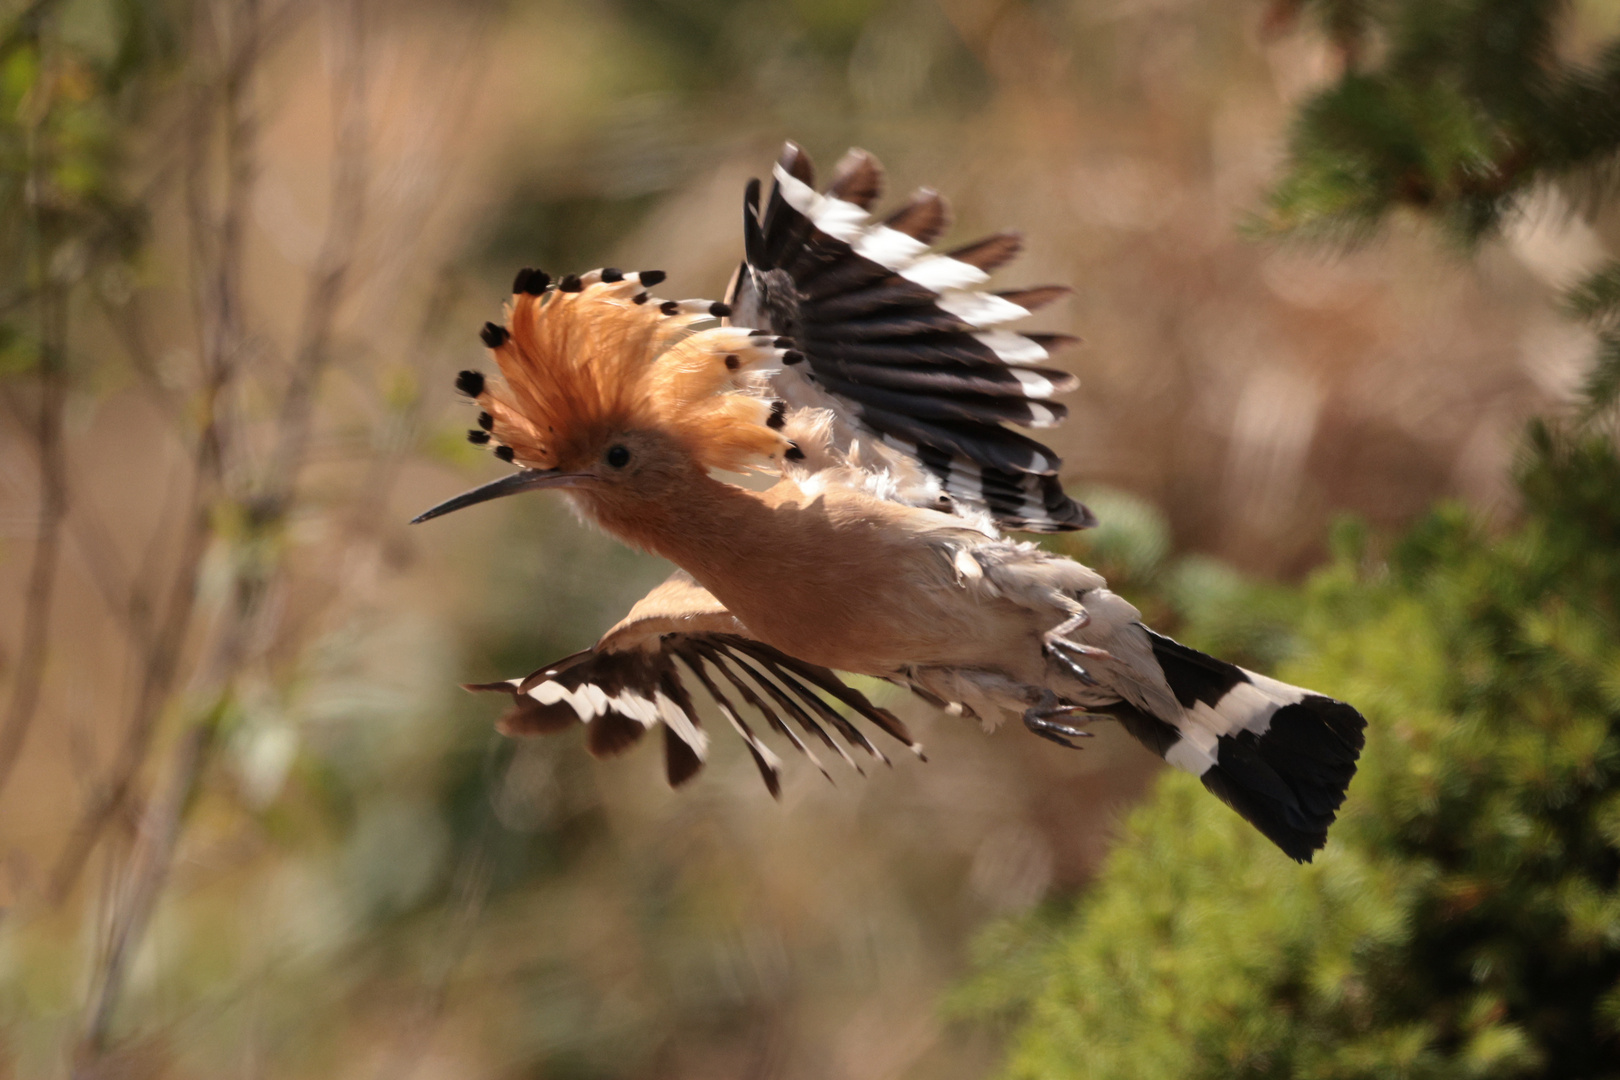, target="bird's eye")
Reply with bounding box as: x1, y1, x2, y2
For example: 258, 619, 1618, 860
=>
606, 445, 631, 468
